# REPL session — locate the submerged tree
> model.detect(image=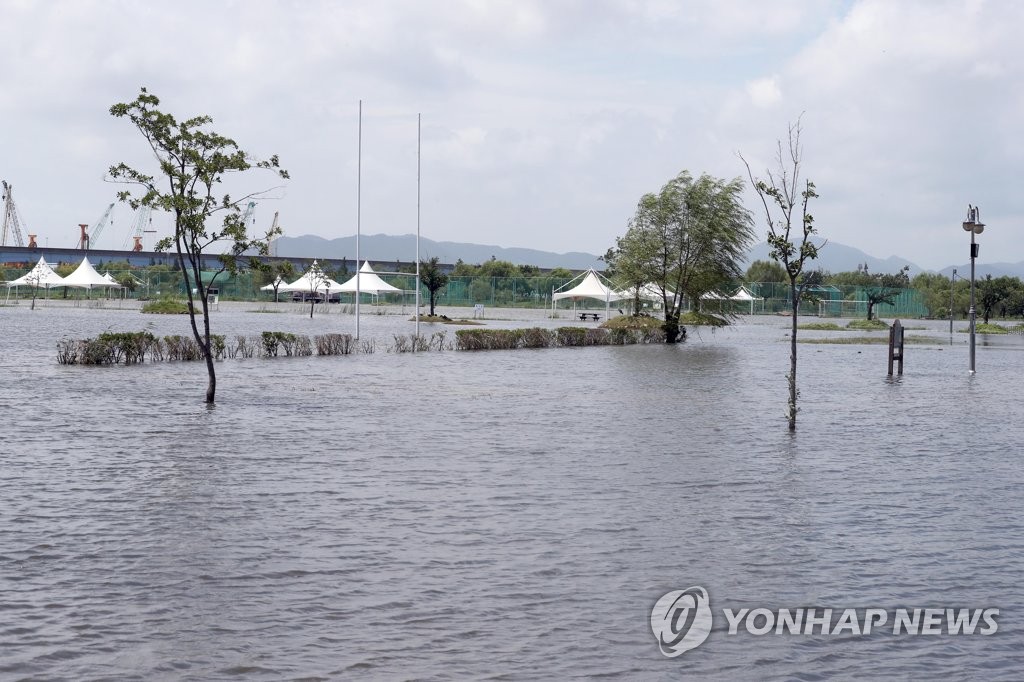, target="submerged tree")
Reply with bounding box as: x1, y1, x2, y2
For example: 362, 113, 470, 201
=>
420, 256, 449, 316
610, 171, 755, 343
109, 87, 288, 403
741, 119, 821, 431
